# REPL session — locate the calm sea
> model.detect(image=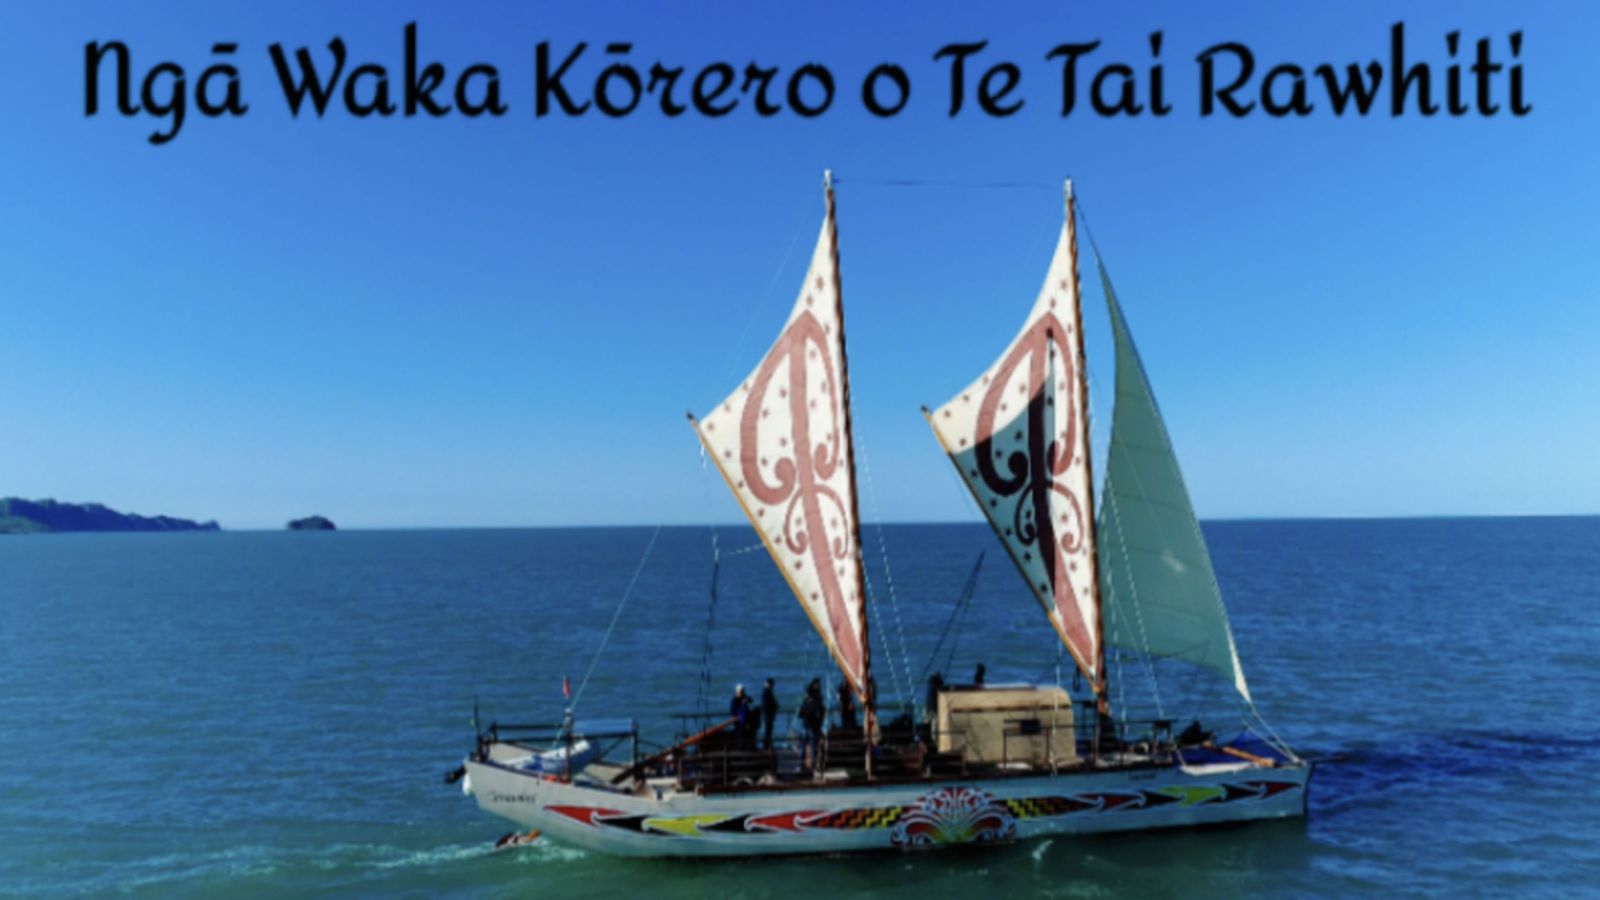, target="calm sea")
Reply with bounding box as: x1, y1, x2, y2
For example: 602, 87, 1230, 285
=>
3, 519, 1597, 897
